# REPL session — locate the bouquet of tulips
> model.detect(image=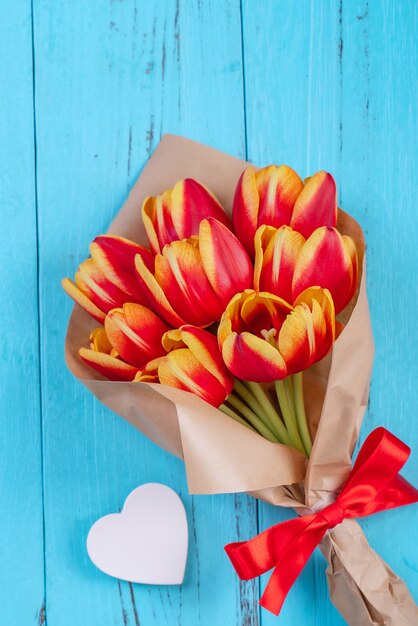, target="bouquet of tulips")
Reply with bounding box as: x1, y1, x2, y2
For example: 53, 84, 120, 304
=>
64, 136, 418, 625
